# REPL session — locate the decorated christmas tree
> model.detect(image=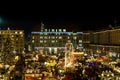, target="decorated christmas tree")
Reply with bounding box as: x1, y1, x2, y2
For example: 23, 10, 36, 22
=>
1, 28, 15, 65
